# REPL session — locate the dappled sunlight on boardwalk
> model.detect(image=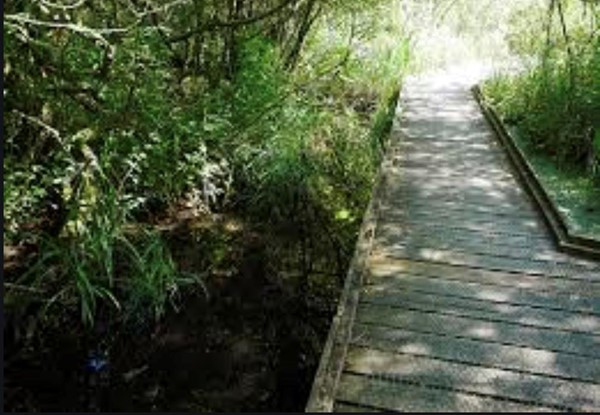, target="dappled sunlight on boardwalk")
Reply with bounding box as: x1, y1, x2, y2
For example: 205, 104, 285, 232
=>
307, 63, 600, 412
